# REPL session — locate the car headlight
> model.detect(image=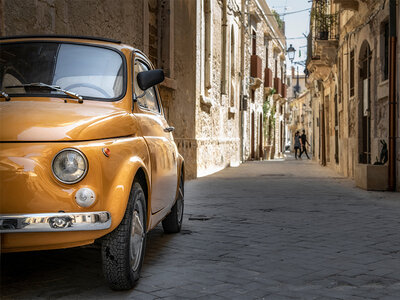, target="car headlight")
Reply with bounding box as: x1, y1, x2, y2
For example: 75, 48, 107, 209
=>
52, 148, 88, 184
